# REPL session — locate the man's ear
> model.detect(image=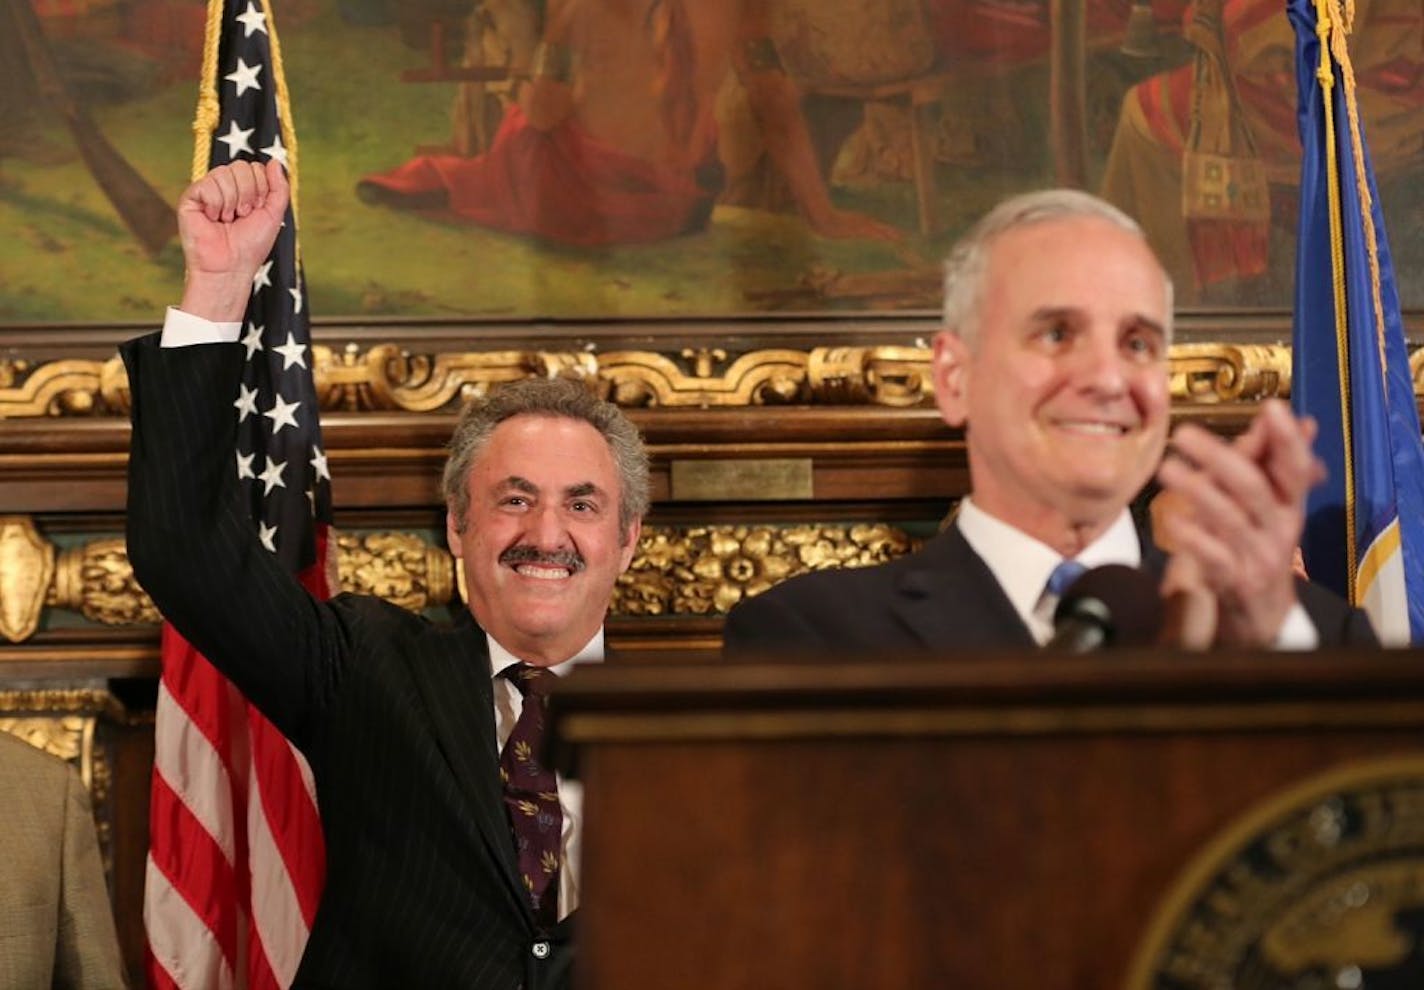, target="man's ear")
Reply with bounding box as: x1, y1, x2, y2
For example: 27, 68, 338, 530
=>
445, 510, 464, 558
618, 517, 642, 572
932, 329, 970, 427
